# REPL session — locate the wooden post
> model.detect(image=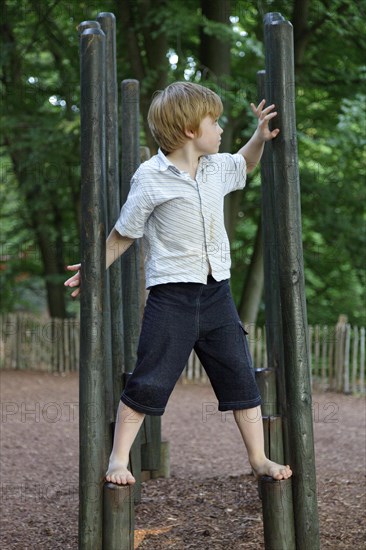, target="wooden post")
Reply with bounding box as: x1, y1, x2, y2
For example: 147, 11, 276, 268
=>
97, 12, 125, 417
344, 324, 351, 393
120, 80, 164, 496
360, 327, 365, 394
257, 70, 290, 463
262, 416, 285, 464
264, 12, 320, 549
321, 326, 328, 390
103, 484, 134, 550
79, 24, 106, 550
120, 80, 143, 503
120, 79, 141, 371
255, 368, 277, 416
96, 15, 135, 549
351, 326, 358, 393
78, 20, 101, 34
141, 416, 161, 471
261, 477, 296, 550
151, 441, 171, 479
